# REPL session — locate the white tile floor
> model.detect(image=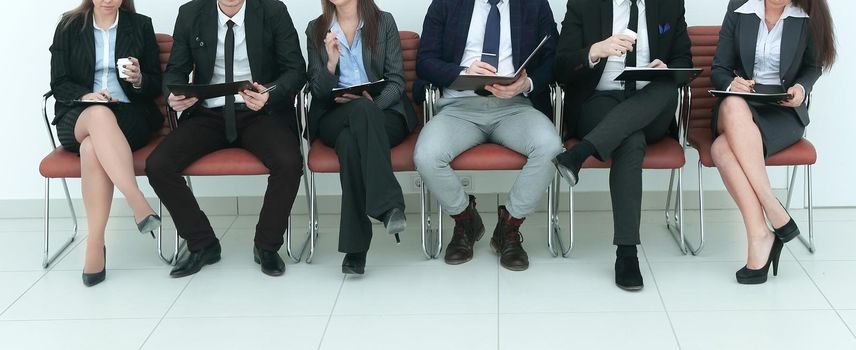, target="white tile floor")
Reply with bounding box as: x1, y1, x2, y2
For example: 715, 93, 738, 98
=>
1, 208, 855, 350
